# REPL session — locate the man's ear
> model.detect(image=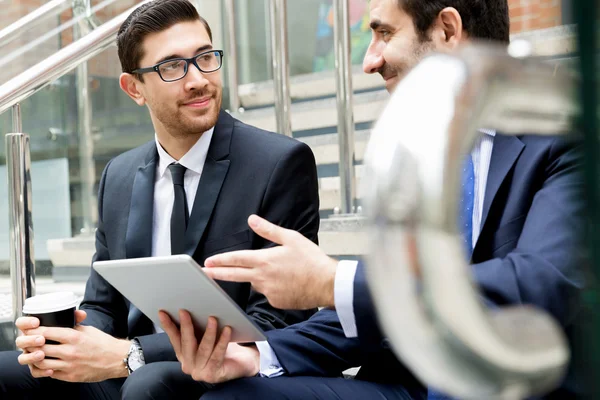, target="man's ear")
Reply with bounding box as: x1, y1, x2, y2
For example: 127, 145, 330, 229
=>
431, 7, 464, 51
119, 73, 146, 106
